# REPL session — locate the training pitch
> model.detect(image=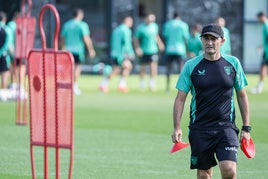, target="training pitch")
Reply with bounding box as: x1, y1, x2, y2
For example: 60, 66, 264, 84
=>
0, 74, 267, 178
